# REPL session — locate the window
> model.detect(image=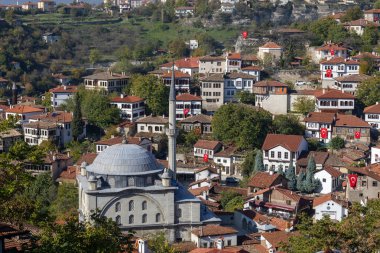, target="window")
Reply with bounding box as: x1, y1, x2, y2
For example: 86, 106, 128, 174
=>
142, 201, 147, 210
284, 152, 288, 159
286, 200, 291, 205
323, 178, 326, 182
373, 181, 378, 187
116, 215, 121, 225
270, 151, 274, 158
156, 213, 161, 222
140, 126, 144, 131
142, 214, 147, 223
115, 202, 121, 212
278, 152, 281, 159
129, 215, 134, 224
129, 200, 134, 211
227, 240, 232, 246
362, 181, 367, 187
